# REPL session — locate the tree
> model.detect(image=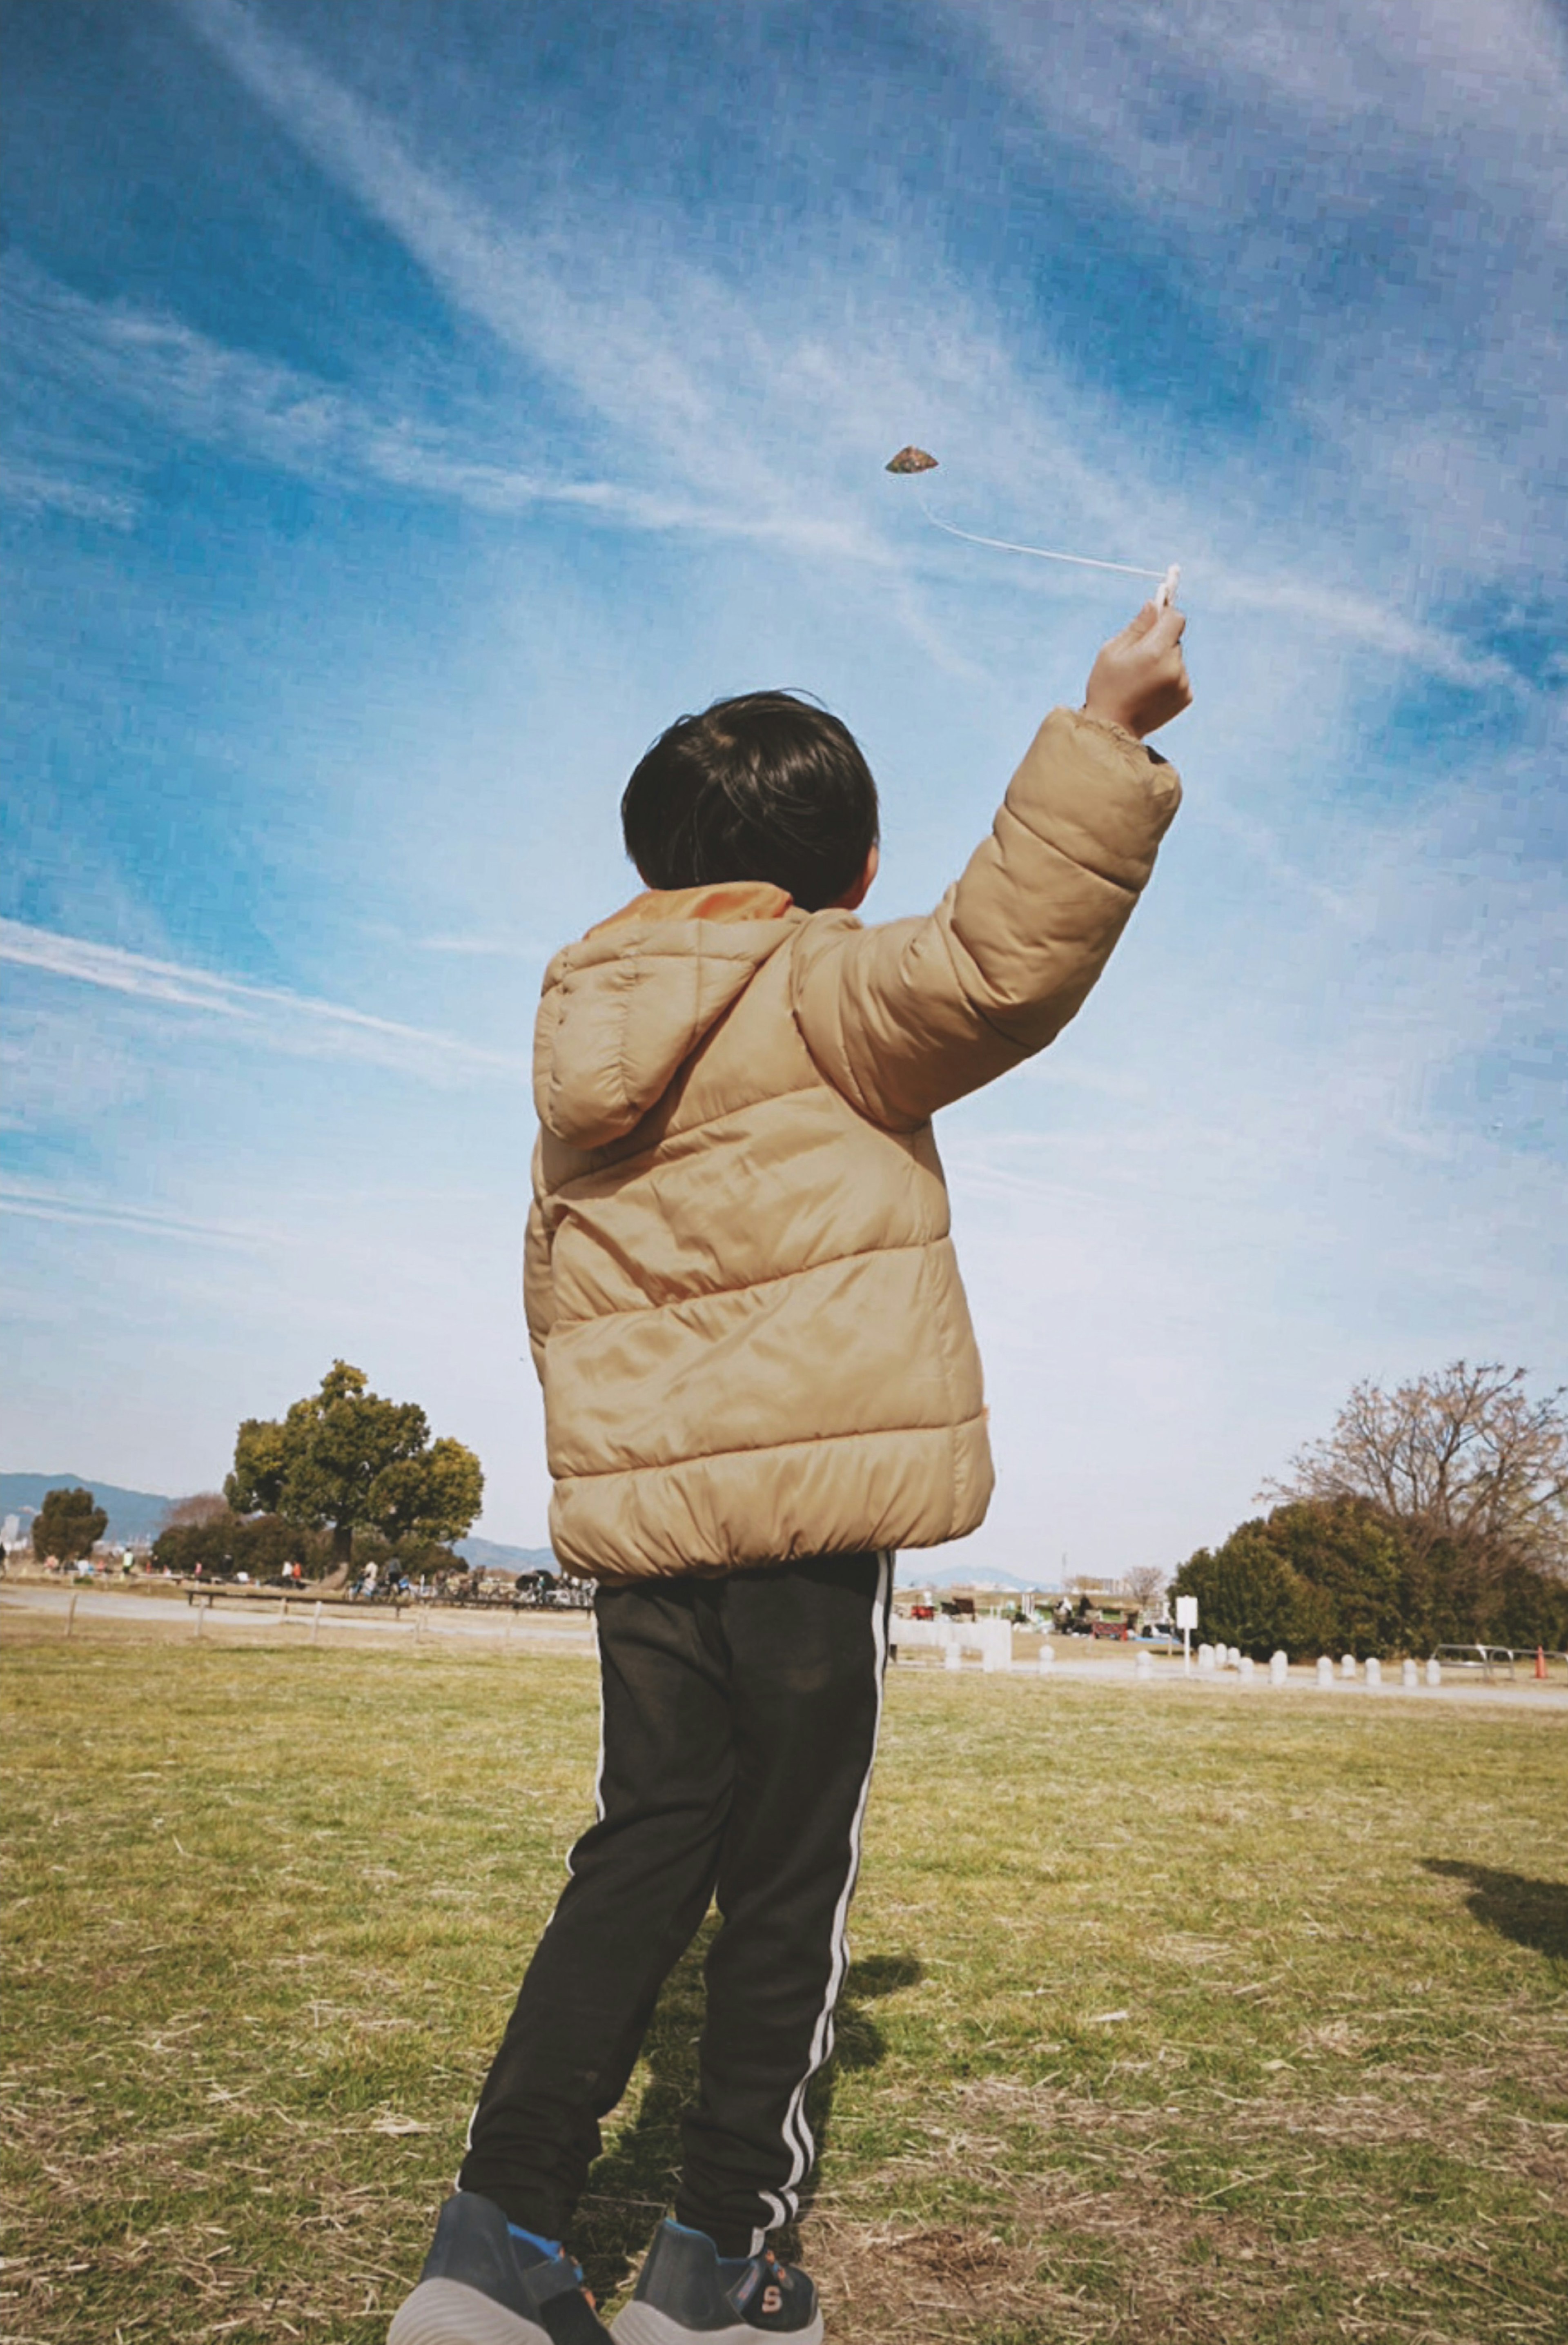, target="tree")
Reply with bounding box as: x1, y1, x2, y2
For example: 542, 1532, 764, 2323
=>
1265, 1498, 1408, 1658
153, 1511, 327, 1582
225, 1361, 484, 1565
363, 1436, 485, 1548
1265, 1362, 1568, 1584
32, 1486, 107, 1564
161, 1492, 230, 1530
1172, 1494, 1568, 1661
1119, 1563, 1168, 1619
1169, 1522, 1325, 1659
